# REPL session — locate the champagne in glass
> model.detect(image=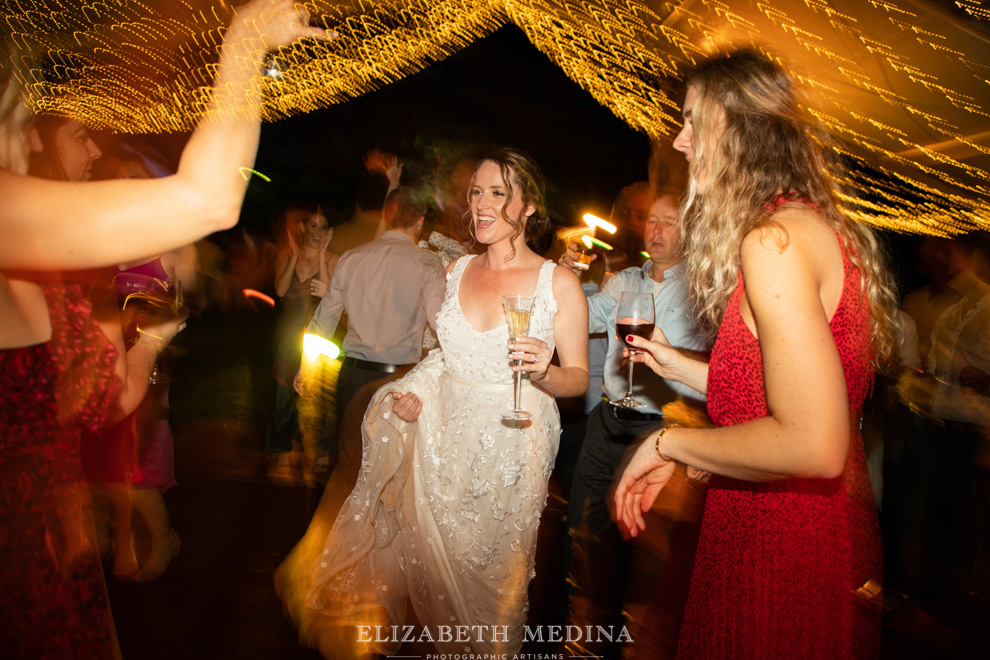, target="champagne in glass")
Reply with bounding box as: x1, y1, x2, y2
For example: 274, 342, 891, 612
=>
502, 294, 536, 422
610, 291, 655, 408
